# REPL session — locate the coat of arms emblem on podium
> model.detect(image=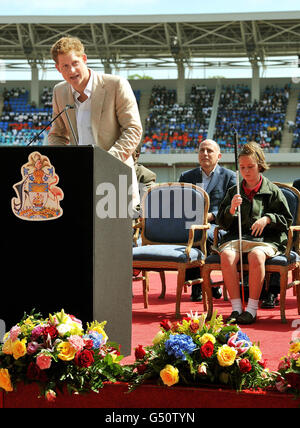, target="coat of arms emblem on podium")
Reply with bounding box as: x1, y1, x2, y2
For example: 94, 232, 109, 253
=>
11, 151, 64, 221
